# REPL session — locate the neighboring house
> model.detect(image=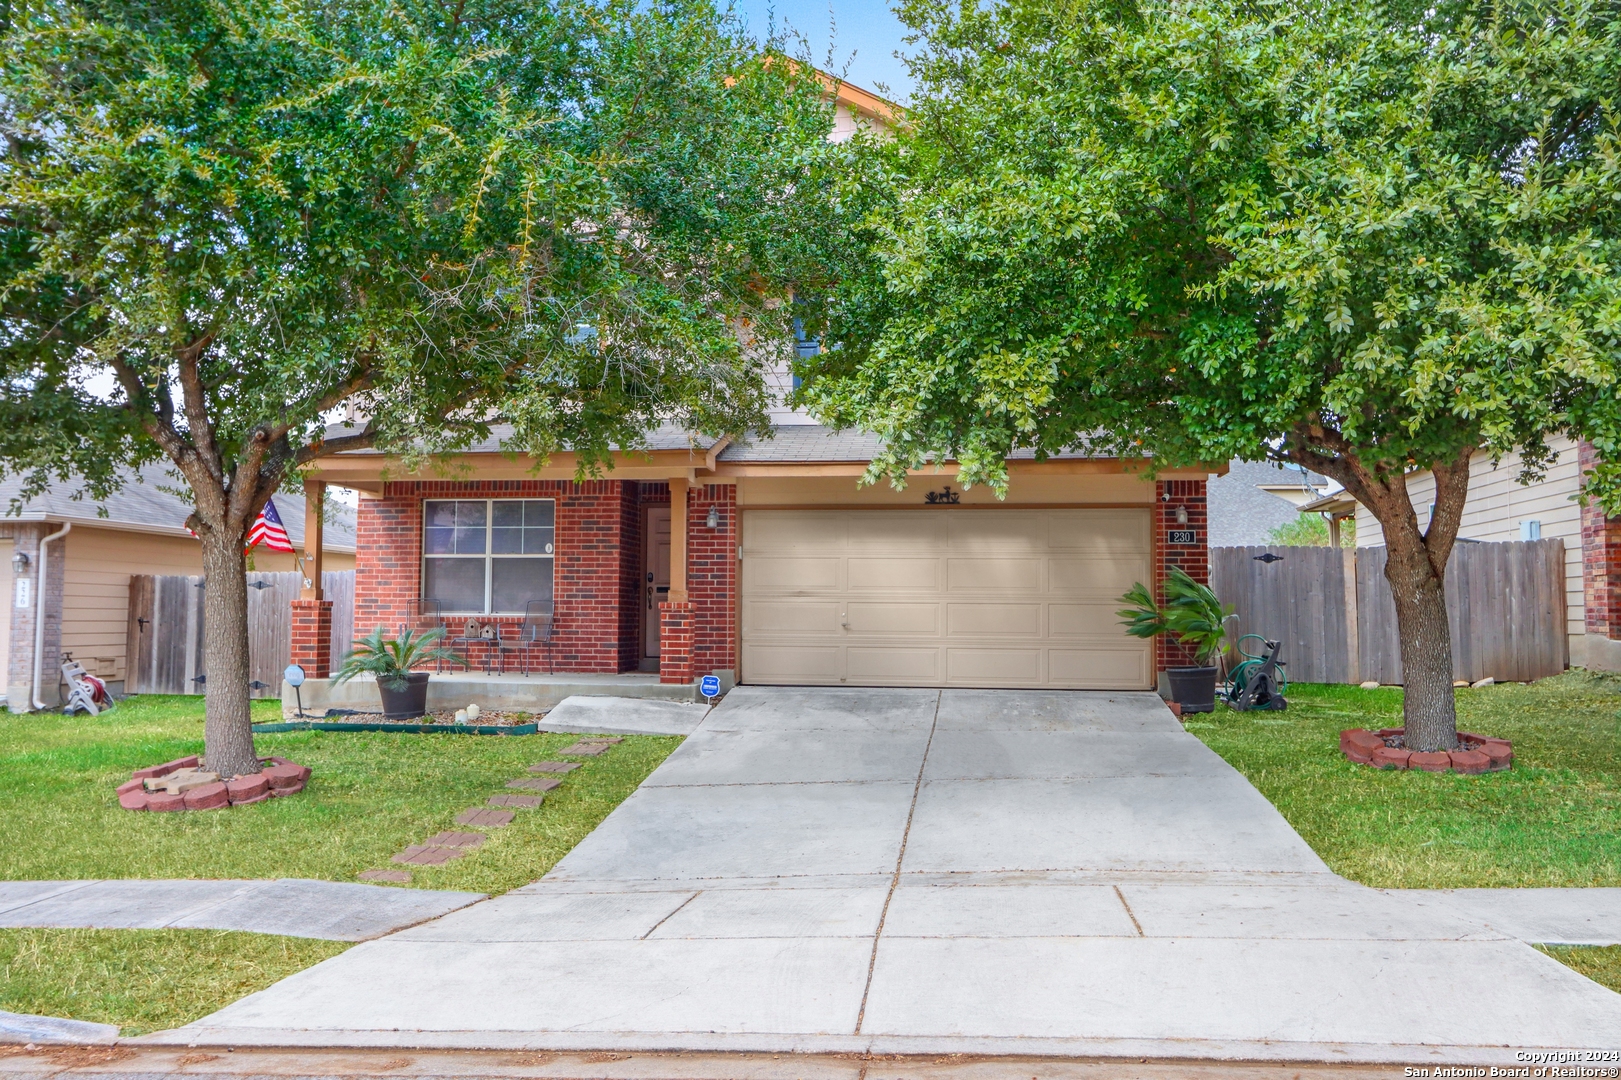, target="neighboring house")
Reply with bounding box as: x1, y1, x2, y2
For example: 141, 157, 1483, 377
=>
301, 422, 1217, 694
1349, 435, 1621, 672
1207, 460, 1331, 547
0, 464, 355, 708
